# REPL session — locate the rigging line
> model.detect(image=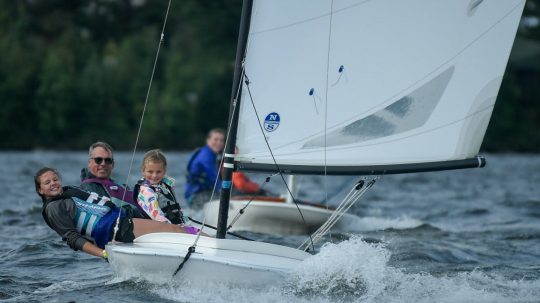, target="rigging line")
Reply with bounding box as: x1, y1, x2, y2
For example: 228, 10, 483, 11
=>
299, 175, 373, 249
195, 61, 248, 240
189, 7, 259, 239
183, 100, 236, 258
298, 182, 362, 249
314, 178, 376, 239
227, 178, 269, 227
176, 105, 236, 273
243, 74, 316, 252
314, 176, 369, 230
187, 217, 254, 241
111, 0, 172, 242
323, 0, 335, 244
193, 133, 226, 240
313, 173, 383, 241
226, 175, 274, 229
300, 176, 378, 250
197, 1, 260, 239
